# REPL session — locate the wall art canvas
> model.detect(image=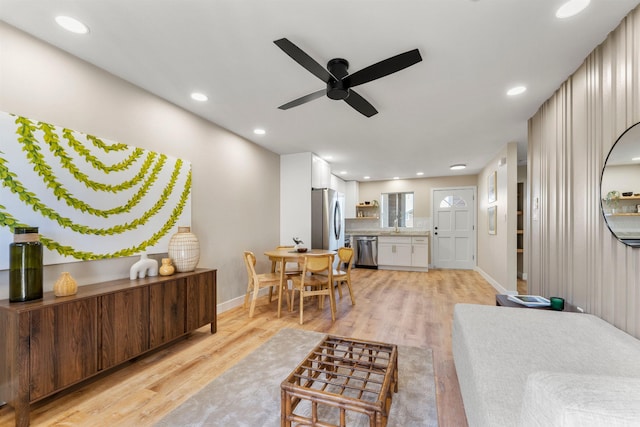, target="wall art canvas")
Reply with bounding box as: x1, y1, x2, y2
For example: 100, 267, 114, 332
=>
488, 205, 497, 235
488, 170, 497, 203
0, 111, 191, 269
